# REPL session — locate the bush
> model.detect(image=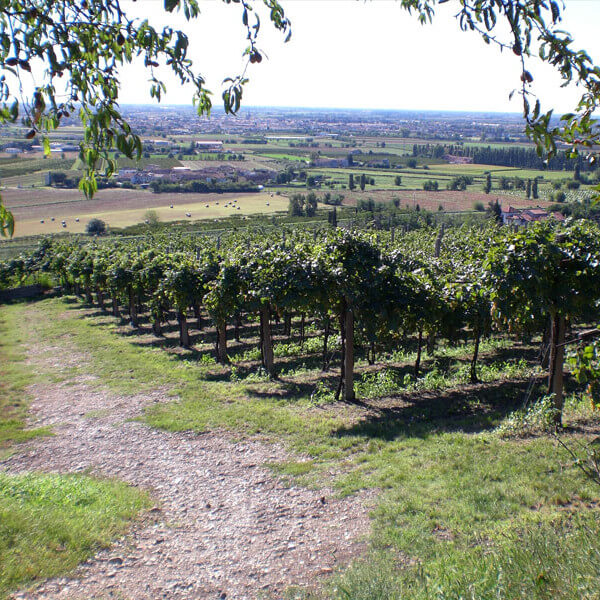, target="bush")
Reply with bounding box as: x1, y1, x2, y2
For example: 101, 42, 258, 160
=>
144, 210, 160, 225
85, 218, 107, 236
473, 201, 485, 211
495, 396, 559, 438
448, 175, 473, 191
